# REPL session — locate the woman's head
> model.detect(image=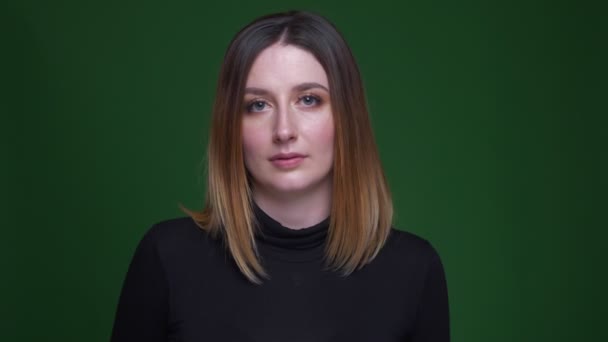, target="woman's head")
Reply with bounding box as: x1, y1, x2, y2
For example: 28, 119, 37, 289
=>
242, 42, 335, 205
182, 10, 393, 284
